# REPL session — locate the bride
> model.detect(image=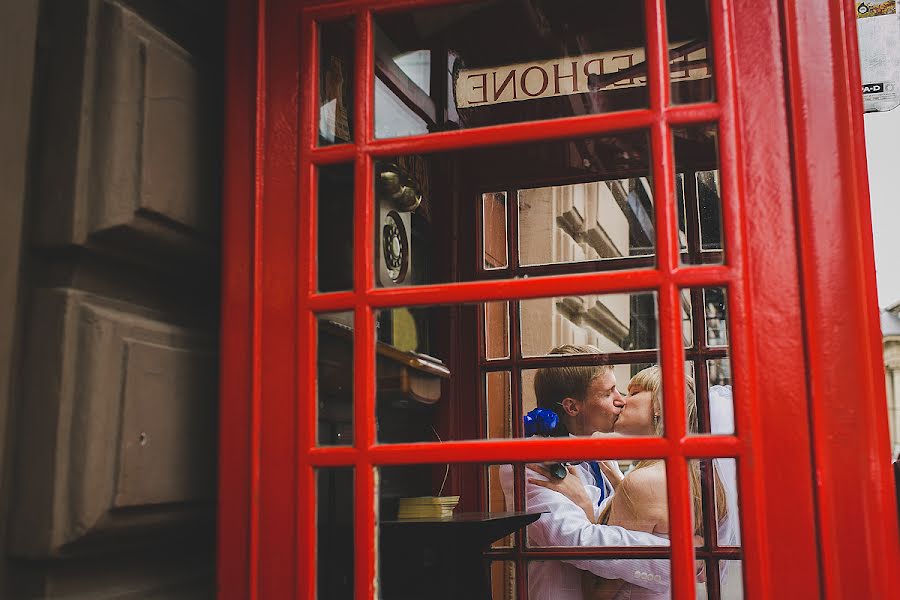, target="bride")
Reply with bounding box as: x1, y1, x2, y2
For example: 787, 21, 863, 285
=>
530, 366, 739, 599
